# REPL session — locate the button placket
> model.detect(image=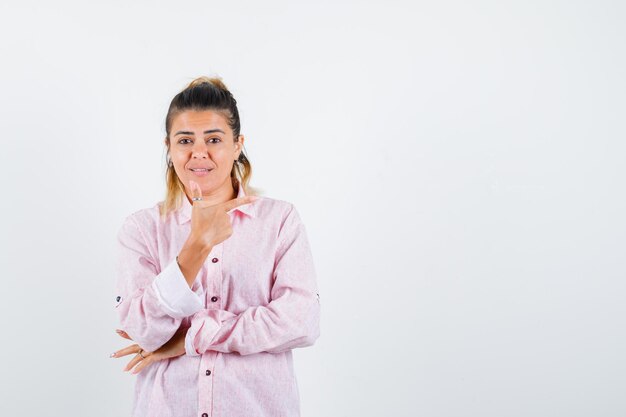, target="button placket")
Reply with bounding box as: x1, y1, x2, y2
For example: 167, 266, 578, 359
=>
197, 244, 224, 416
205, 243, 223, 308
198, 352, 217, 417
